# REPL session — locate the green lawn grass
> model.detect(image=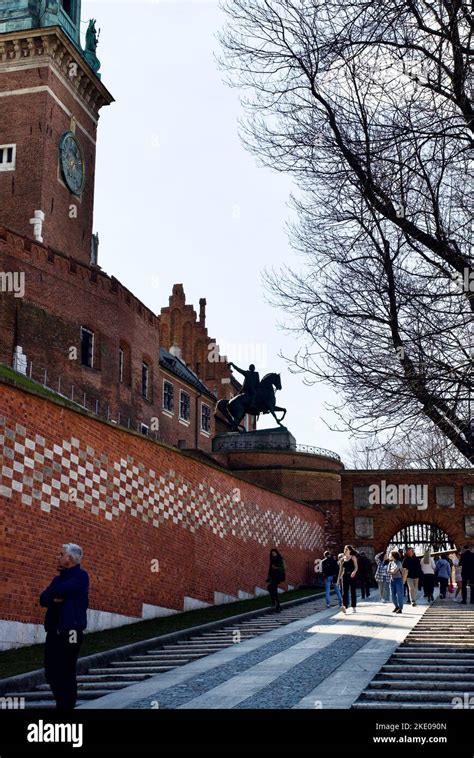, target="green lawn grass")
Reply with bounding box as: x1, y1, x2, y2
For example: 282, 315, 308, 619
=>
0, 588, 320, 680
0, 364, 82, 411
